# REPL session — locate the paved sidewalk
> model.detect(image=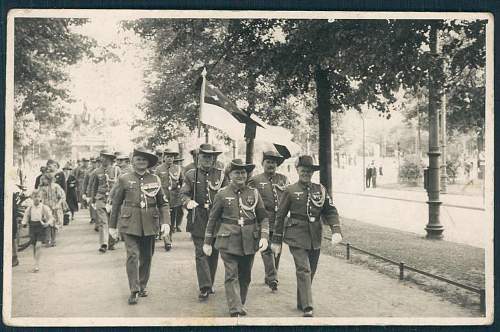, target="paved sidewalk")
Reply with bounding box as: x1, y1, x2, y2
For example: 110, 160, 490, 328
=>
9, 210, 478, 321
